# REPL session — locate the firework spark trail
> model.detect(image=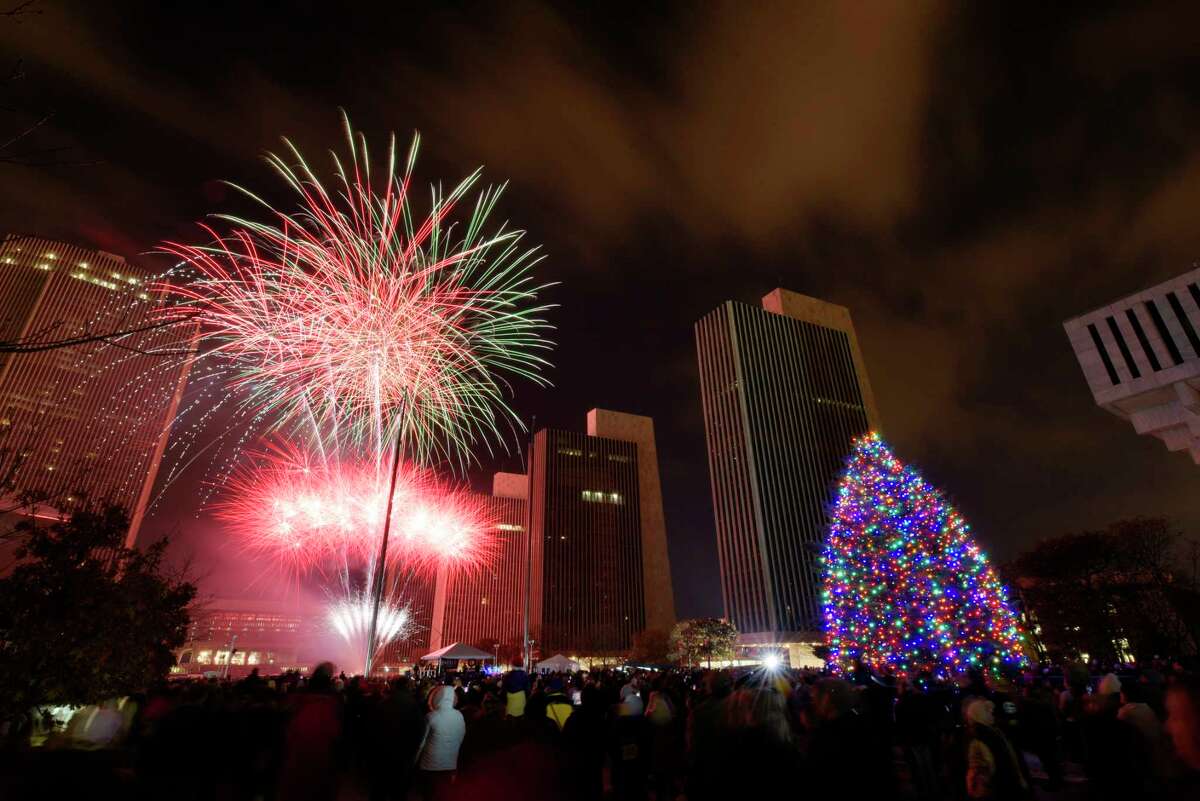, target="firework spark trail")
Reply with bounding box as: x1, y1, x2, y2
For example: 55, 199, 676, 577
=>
327, 590, 414, 660
155, 113, 555, 469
